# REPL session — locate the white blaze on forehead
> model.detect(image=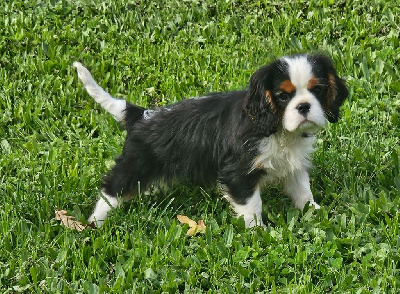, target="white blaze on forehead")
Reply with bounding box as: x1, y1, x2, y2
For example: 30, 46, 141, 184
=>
280, 55, 326, 132
282, 56, 313, 89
